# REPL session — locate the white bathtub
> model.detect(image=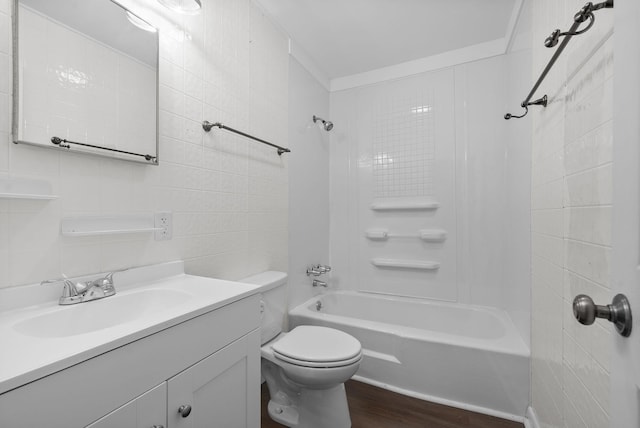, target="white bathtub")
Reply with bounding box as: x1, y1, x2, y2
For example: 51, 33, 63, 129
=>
288, 291, 530, 421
